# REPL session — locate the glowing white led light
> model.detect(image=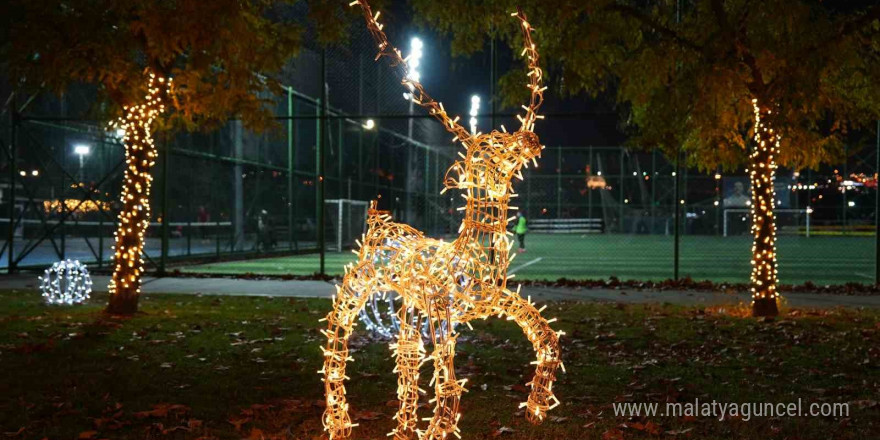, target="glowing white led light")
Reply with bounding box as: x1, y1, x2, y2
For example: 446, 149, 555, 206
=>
469, 95, 480, 134
74, 144, 91, 156
363, 119, 375, 130
39, 259, 92, 305
406, 37, 423, 85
